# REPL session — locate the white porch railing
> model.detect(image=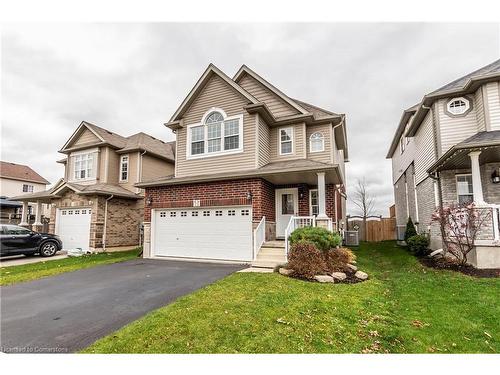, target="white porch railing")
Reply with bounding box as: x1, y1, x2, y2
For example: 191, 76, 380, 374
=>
253, 216, 266, 260
285, 216, 328, 257
489, 205, 500, 241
